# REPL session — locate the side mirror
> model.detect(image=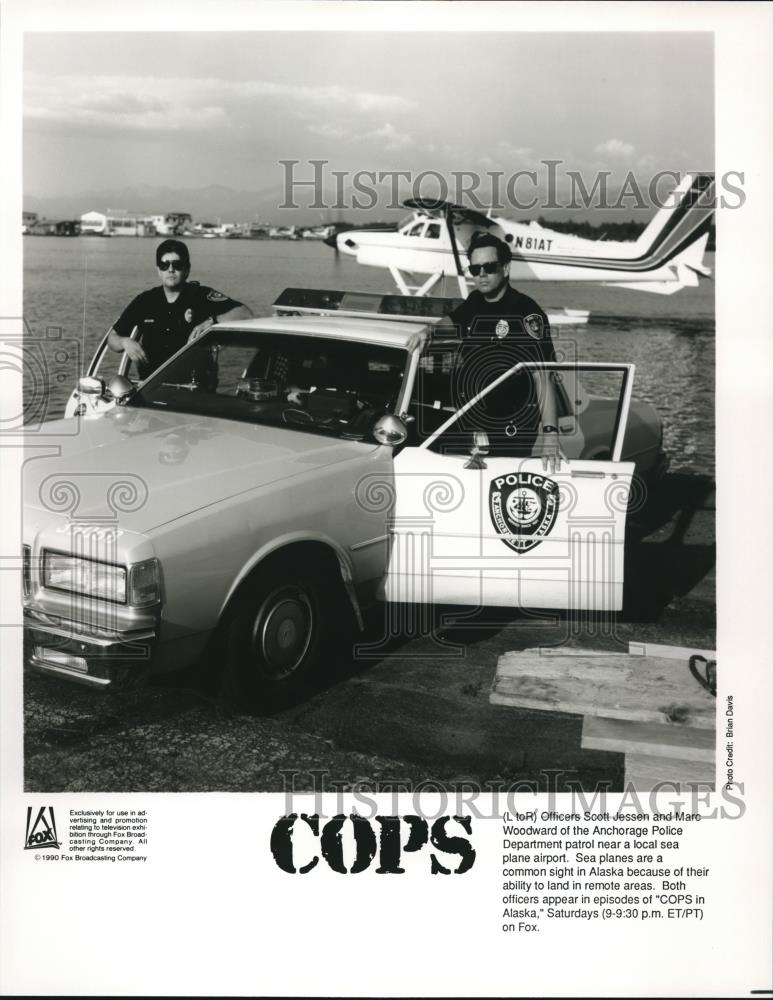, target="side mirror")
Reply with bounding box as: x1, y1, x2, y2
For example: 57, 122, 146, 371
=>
106, 375, 135, 405
464, 431, 489, 469
373, 414, 408, 446
78, 376, 104, 396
